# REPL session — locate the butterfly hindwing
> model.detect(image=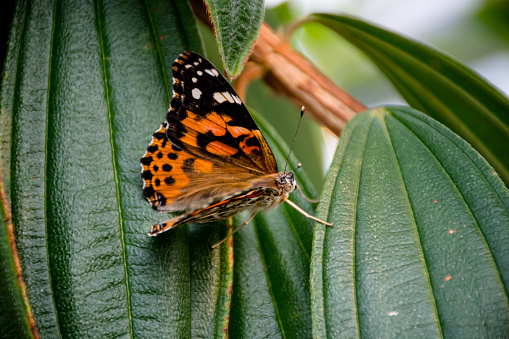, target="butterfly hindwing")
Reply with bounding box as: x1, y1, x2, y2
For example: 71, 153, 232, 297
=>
141, 121, 201, 210
167, 51, 277, 175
